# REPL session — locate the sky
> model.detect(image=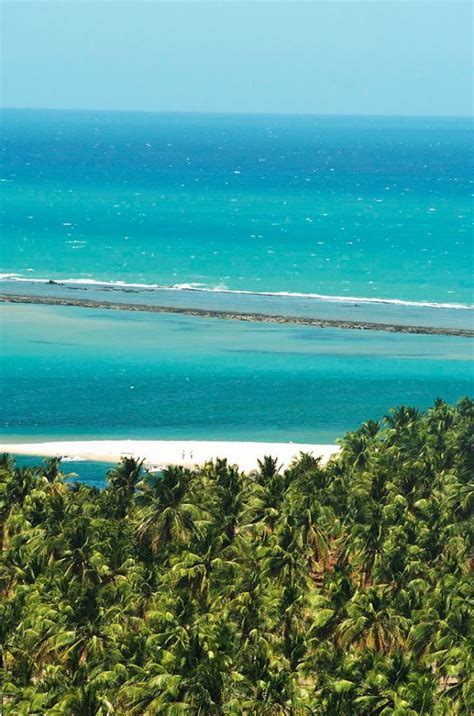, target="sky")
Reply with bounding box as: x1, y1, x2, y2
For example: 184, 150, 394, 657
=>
1, 1, 472, 116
